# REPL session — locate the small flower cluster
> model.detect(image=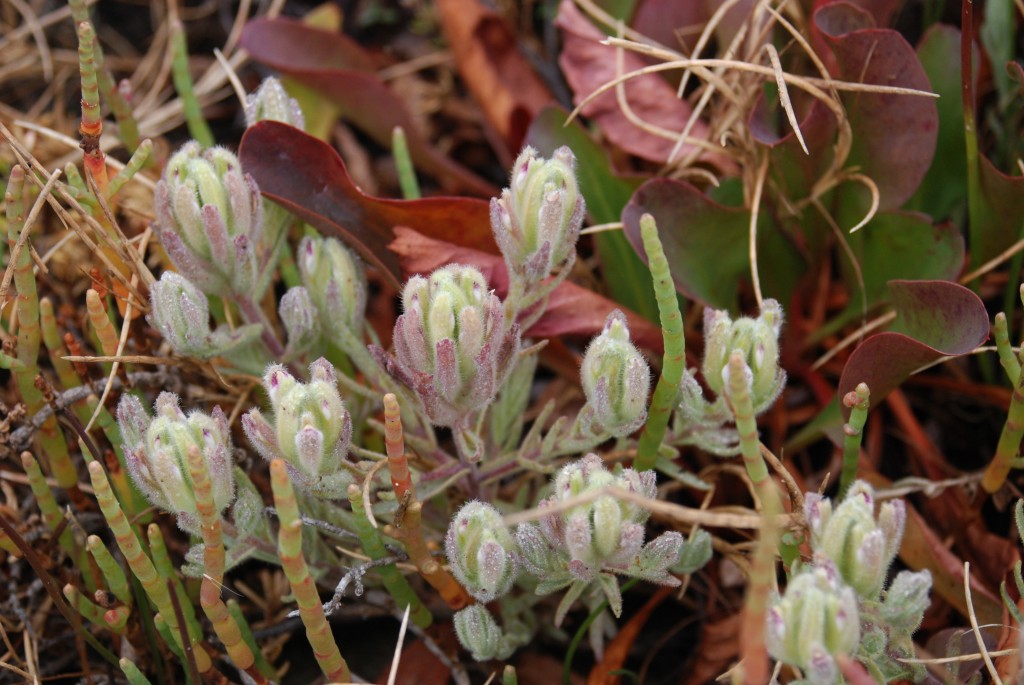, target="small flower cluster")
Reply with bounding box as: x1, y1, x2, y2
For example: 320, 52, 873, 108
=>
243, 359, 354, 499
446, 455, 709, 661
117, 392, 235, 531
372, 264, 520, 428
676, 299, 786, 456
767, 482, 932, 684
